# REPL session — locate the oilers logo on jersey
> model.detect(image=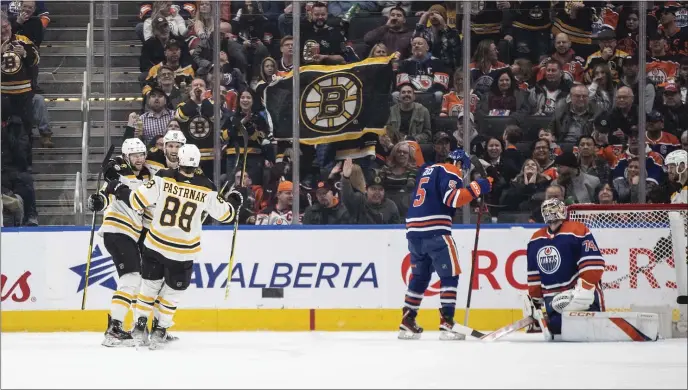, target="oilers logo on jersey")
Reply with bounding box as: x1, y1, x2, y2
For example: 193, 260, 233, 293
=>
536, 246, 562, 275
